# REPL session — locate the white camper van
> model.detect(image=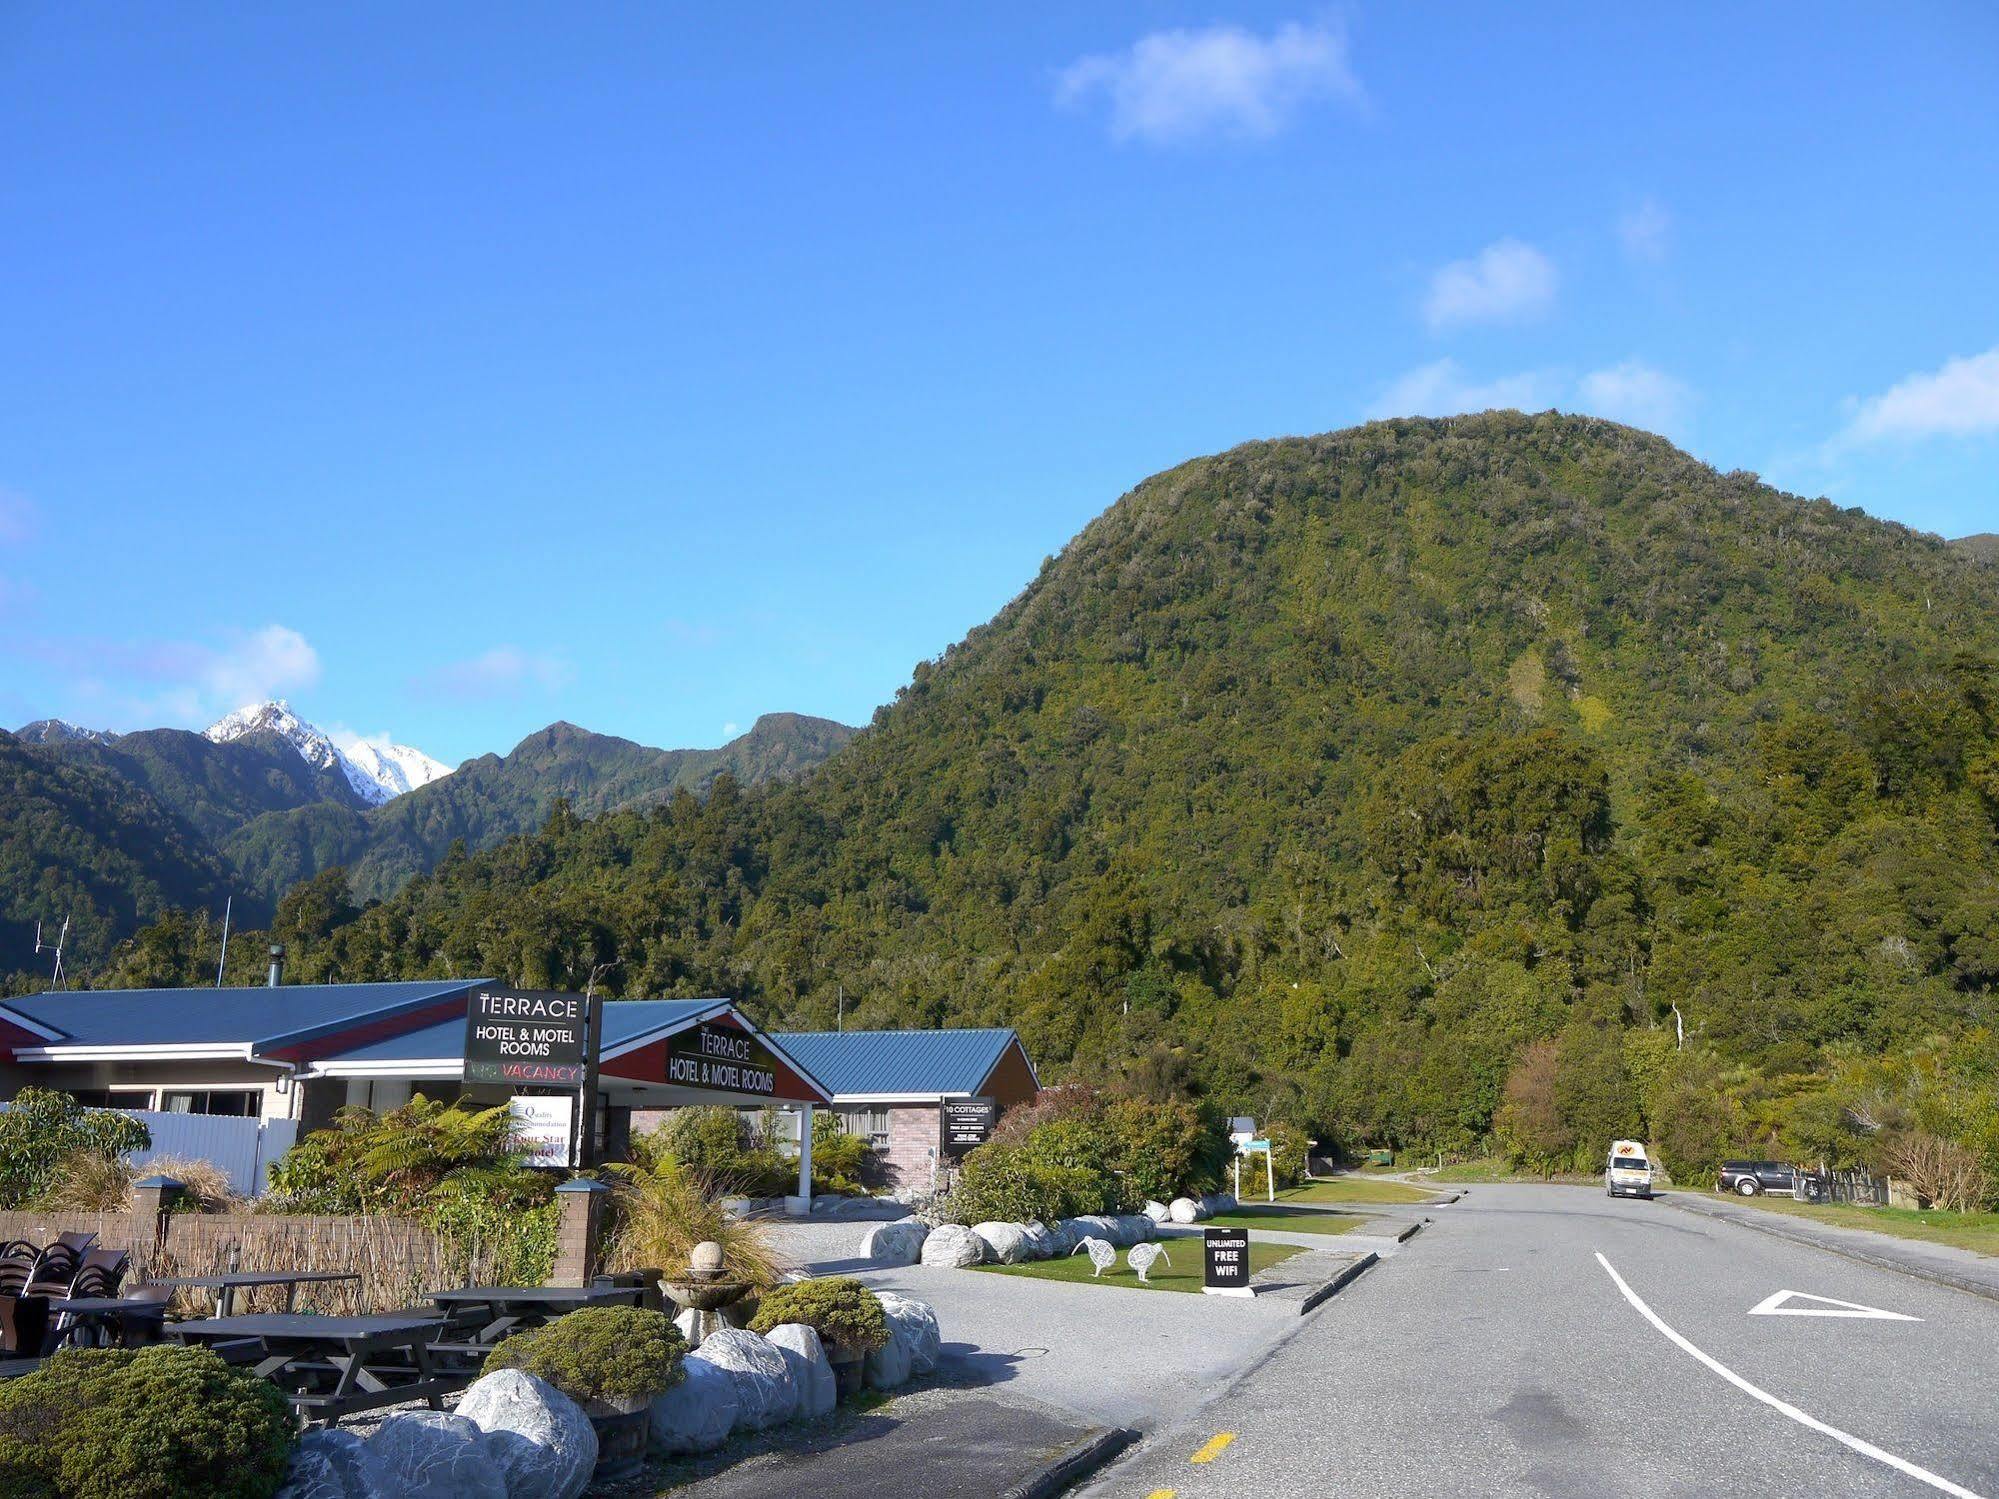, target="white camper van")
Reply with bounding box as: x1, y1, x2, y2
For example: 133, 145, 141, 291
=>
1605, 1139, 1655, 1199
